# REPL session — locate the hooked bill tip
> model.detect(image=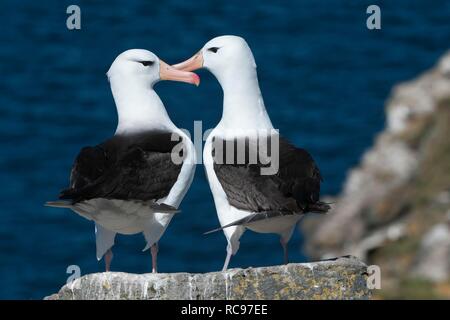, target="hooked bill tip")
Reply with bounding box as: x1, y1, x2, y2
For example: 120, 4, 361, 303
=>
192, 73, 201, 86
